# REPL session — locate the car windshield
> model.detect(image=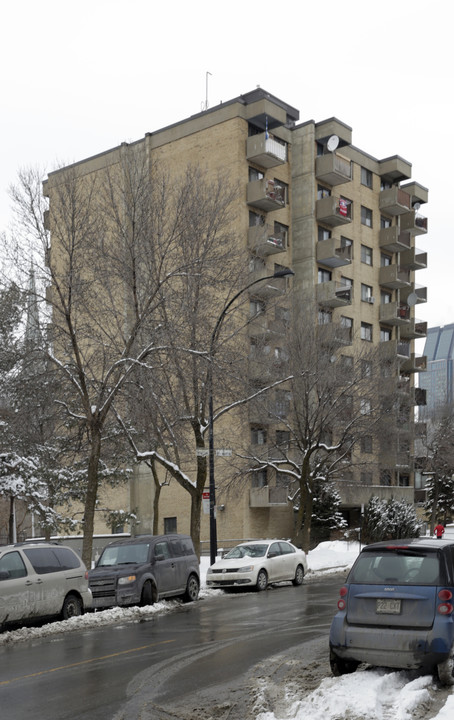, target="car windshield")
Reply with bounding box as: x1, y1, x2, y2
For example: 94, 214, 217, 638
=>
349, 550, 441, 585
224, 544, 267, 559
97, 544, 150, 566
